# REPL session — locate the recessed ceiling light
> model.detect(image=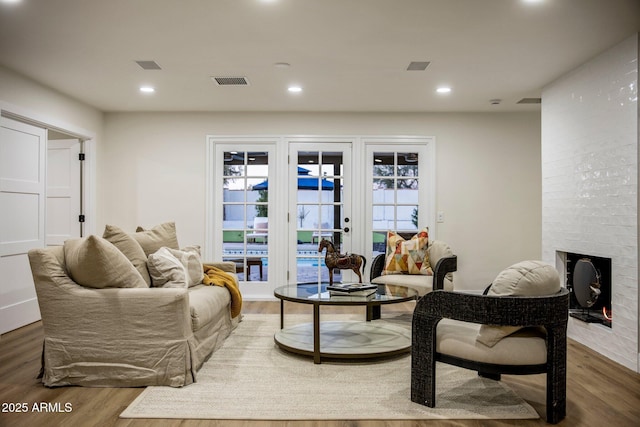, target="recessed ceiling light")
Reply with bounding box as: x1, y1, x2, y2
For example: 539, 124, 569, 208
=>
139, 86, 155, 93
436, 87, 452, 94
288, 86, 302, 93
